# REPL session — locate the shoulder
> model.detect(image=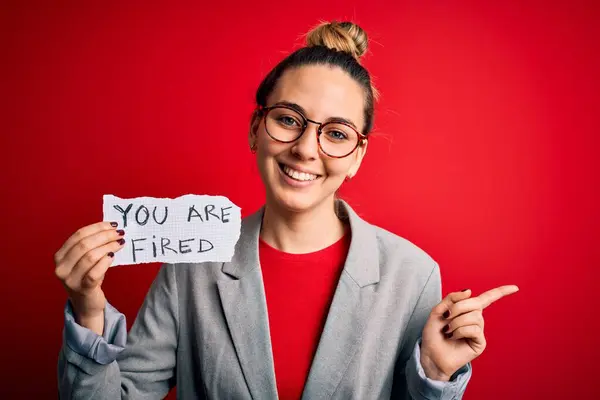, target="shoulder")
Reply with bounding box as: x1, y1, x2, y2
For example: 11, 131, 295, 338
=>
372, 224, 436, 267
368, 222, 440, 286
340, 199, 439, 284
